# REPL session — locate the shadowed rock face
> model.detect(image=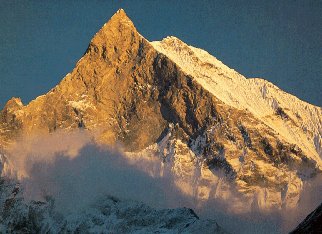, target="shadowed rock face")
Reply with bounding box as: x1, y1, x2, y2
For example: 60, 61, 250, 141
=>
0, 9, 321, 210
290, 203, 322, 234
